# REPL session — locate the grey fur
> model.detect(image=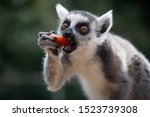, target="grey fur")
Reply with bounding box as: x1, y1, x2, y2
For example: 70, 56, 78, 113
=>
96, 40, 133, 99
128, 55, 150, 99
70, 10, 97, 22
